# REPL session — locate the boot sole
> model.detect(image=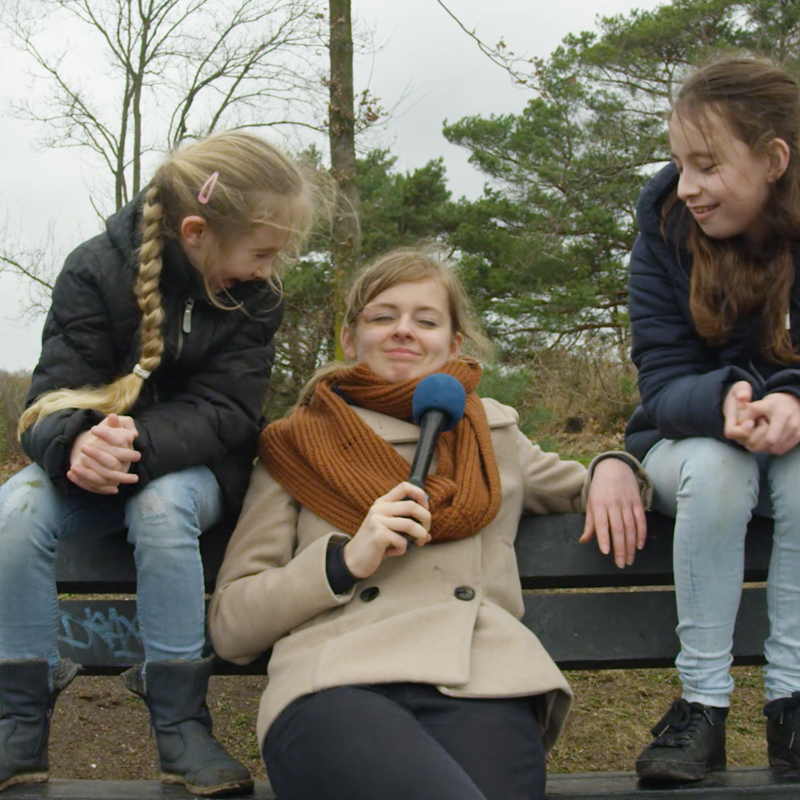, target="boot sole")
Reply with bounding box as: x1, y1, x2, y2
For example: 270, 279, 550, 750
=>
768, 744, 800, 772
161, 771, 255, 797
0, 772, 49, 793
637, 759, 726, 783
